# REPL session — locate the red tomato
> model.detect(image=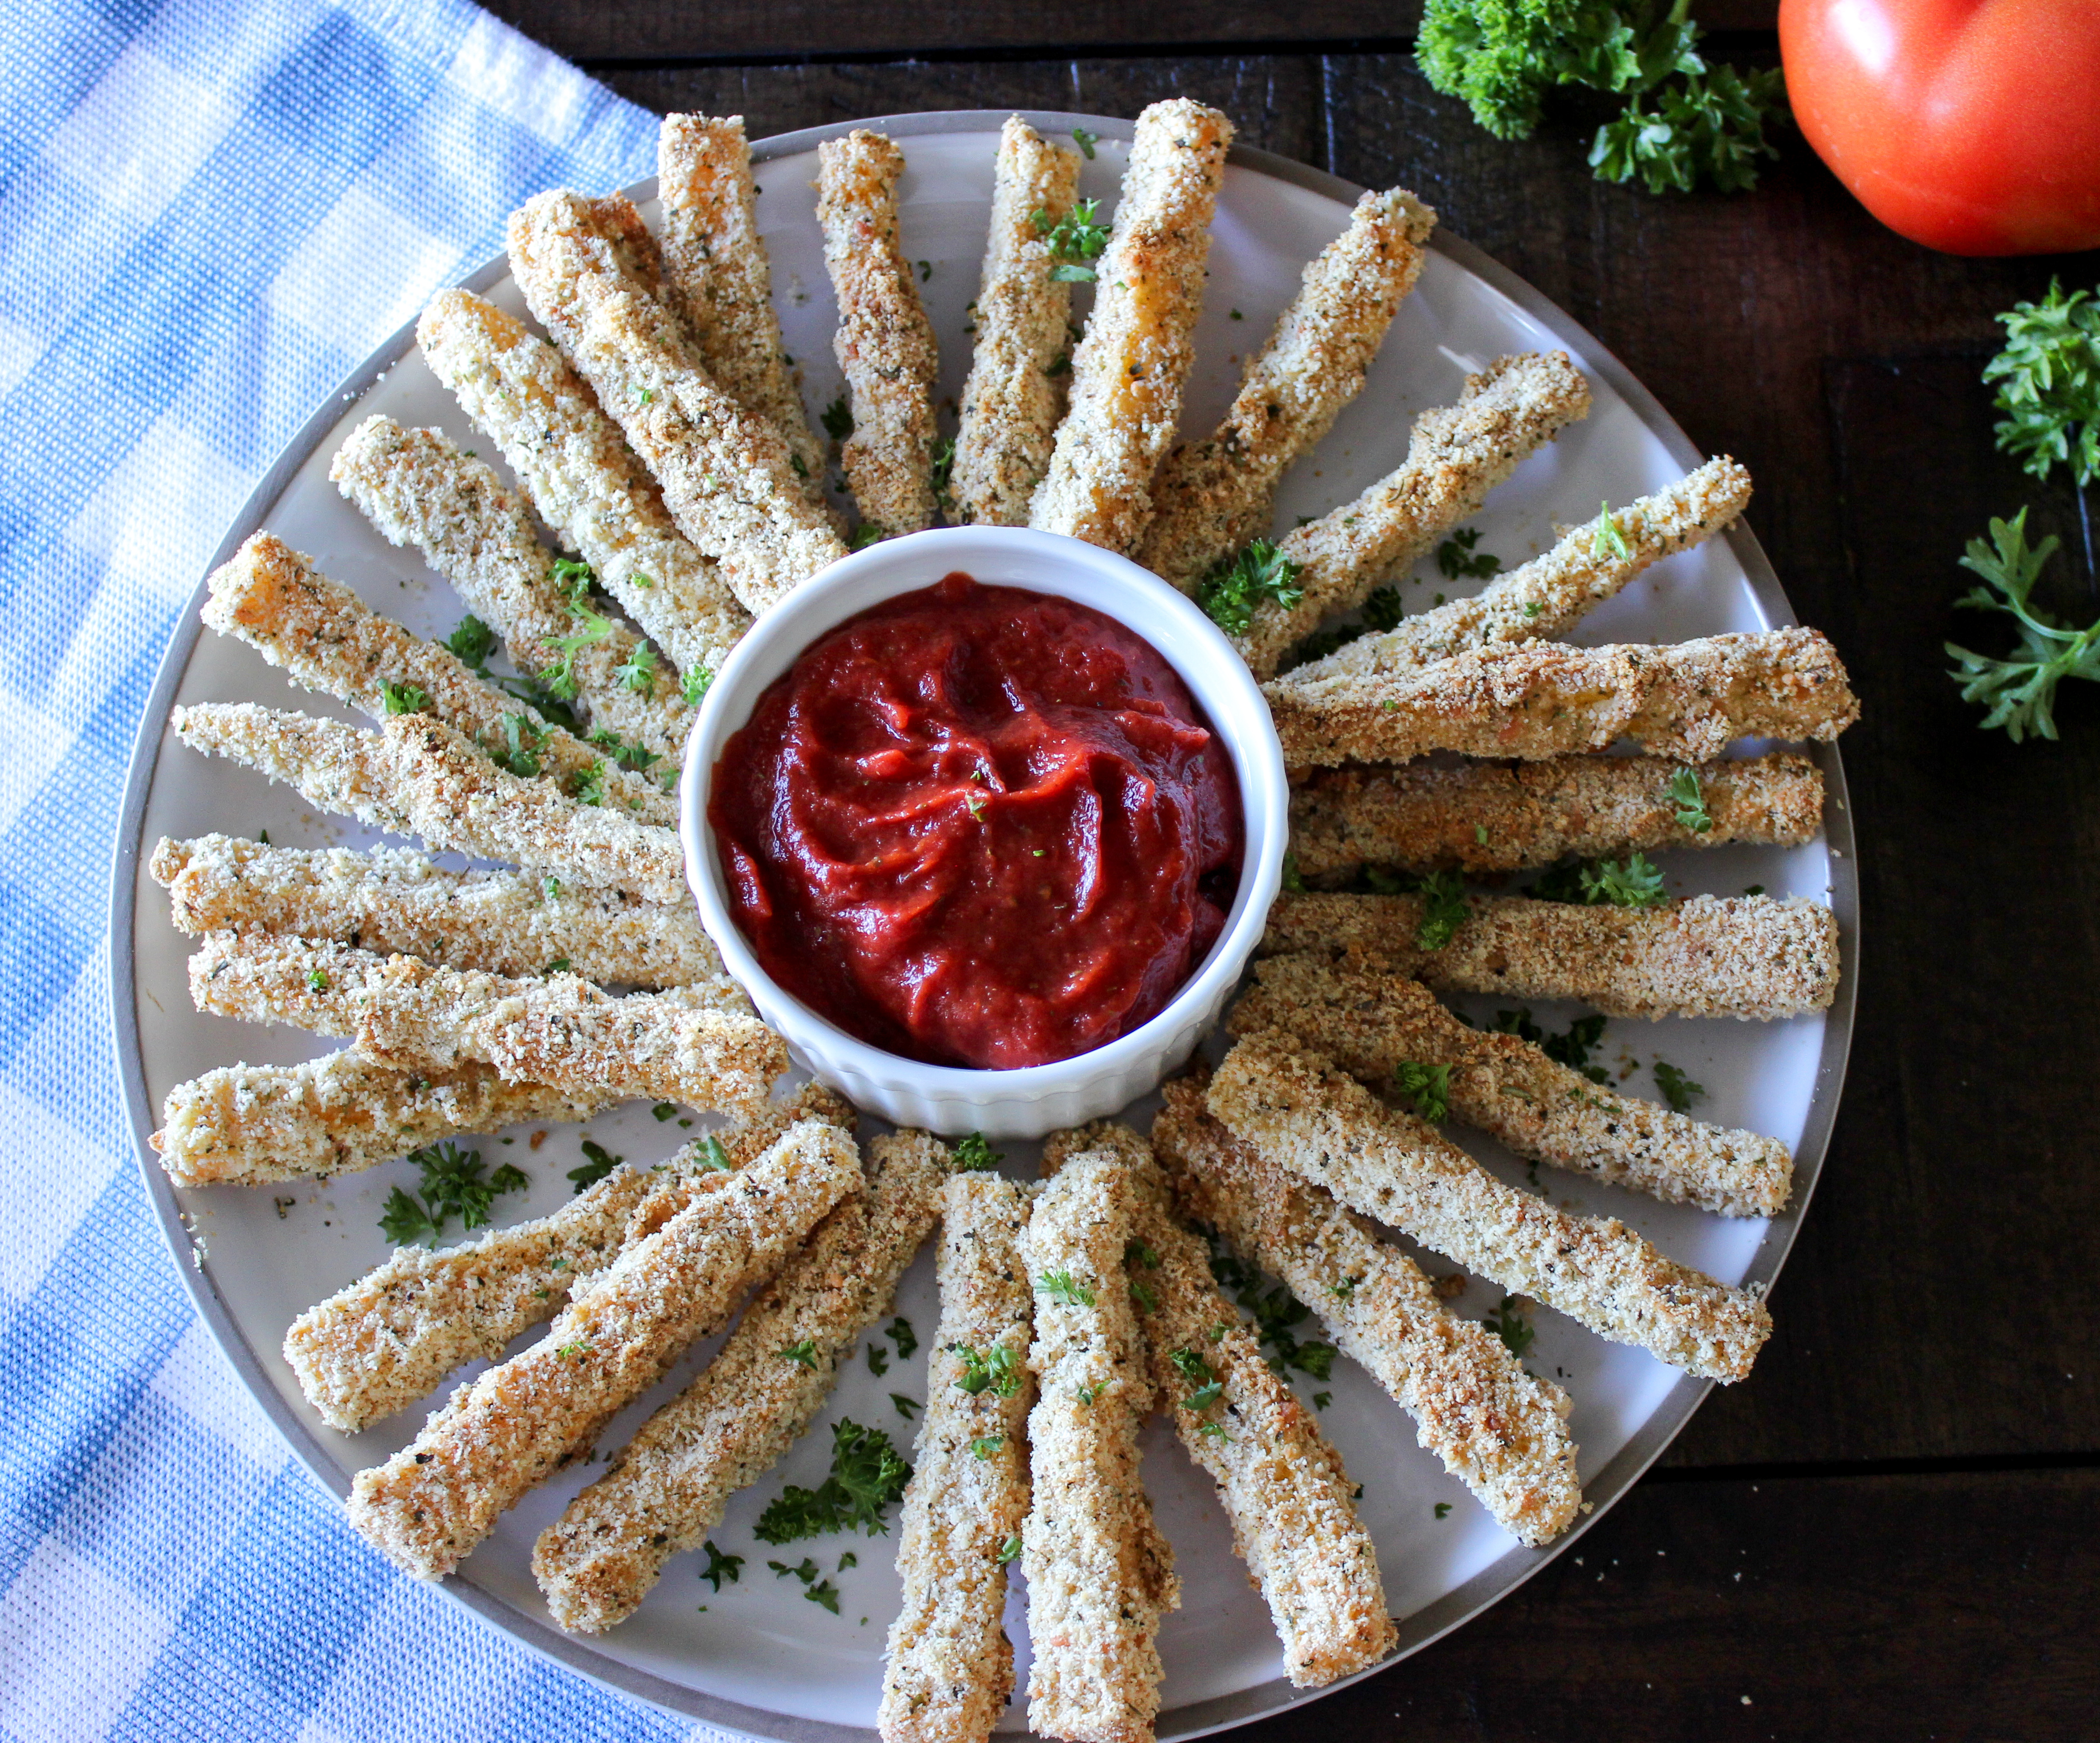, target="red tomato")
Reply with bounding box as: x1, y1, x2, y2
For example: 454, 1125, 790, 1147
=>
1779, 0, 2100, 255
